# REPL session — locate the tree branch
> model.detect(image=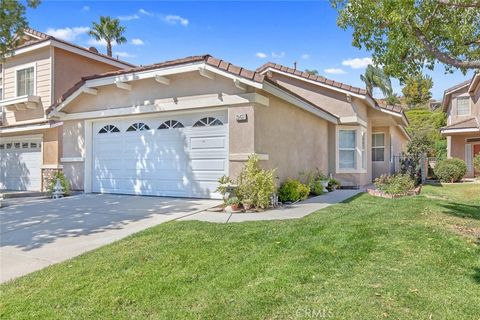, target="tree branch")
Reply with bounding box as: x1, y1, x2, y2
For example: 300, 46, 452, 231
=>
436, 0, 480, 8
411, 25, 480, 69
